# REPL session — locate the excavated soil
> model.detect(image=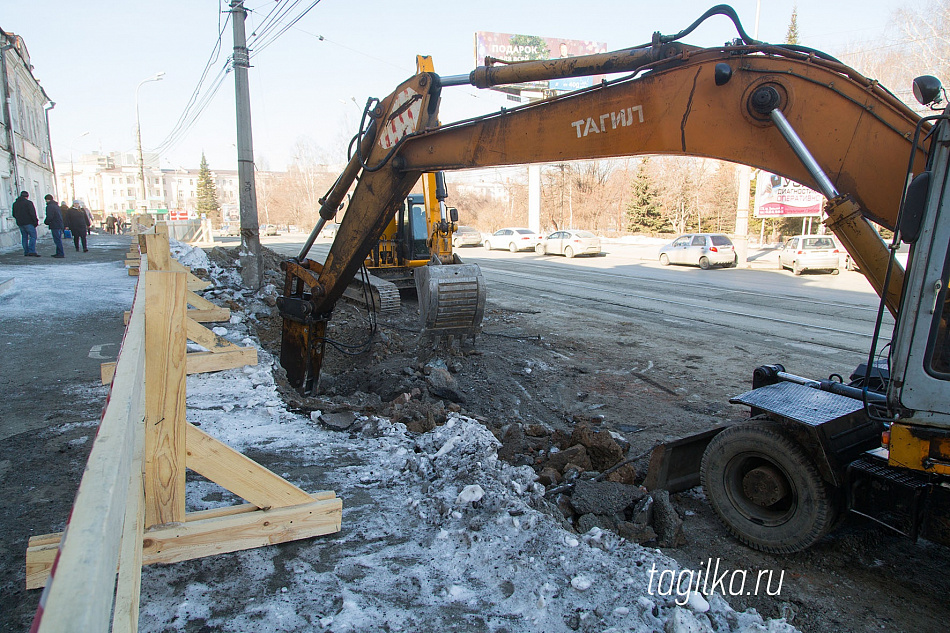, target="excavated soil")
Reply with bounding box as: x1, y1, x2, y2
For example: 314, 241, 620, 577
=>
248, 246, 950, 633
